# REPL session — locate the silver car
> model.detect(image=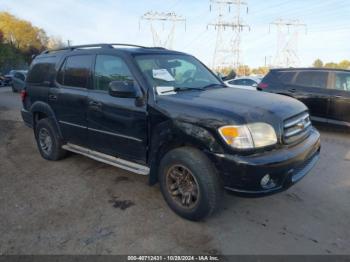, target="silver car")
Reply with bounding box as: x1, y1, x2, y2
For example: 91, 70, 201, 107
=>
225, 76, 262, 91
